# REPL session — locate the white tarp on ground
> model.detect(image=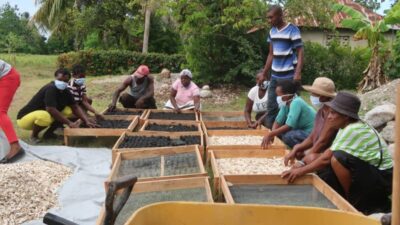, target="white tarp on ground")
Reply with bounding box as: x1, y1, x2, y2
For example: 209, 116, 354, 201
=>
0, 139, 112, 225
